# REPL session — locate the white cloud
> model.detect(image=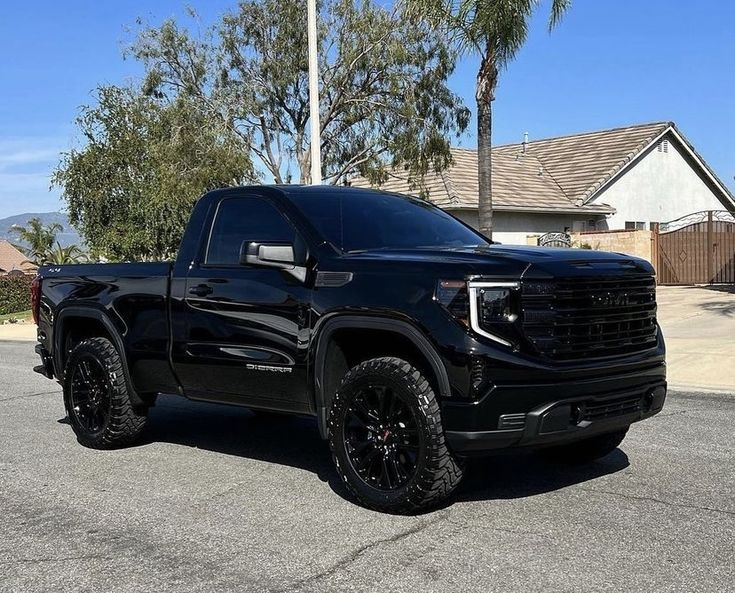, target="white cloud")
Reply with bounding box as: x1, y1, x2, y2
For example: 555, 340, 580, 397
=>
0, 149, 61, 170
0, 137, 66, 216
